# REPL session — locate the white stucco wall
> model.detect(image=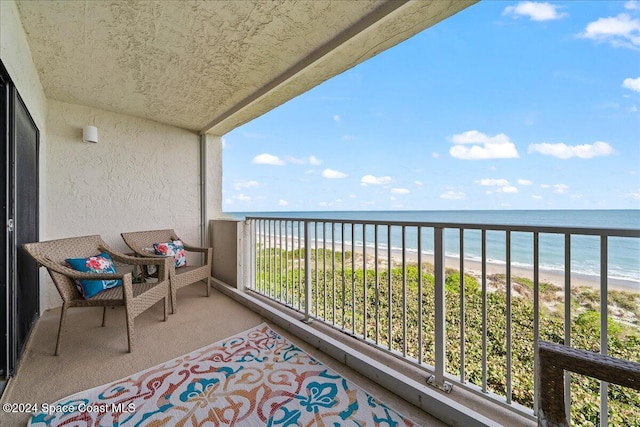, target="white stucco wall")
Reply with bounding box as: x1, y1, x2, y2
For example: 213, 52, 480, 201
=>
2, 0, 225, 311
43, 100, 204, 308
0, 0, 48, 131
